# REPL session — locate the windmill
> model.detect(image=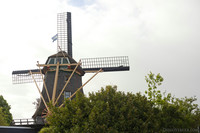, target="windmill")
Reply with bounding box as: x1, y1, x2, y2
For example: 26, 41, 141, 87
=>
12, 12, 130, 123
